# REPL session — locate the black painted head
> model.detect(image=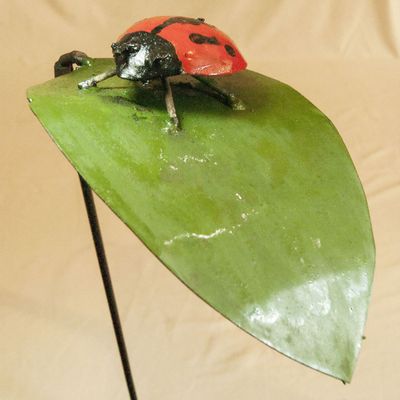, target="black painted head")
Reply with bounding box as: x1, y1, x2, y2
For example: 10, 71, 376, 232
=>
111, 31, 182, 82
